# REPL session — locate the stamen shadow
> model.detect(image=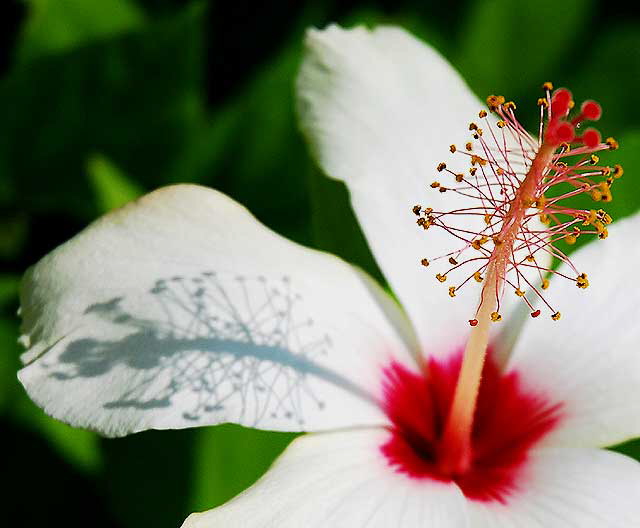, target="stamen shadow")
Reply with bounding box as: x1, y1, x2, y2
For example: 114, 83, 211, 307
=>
49, 271, 374, 426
